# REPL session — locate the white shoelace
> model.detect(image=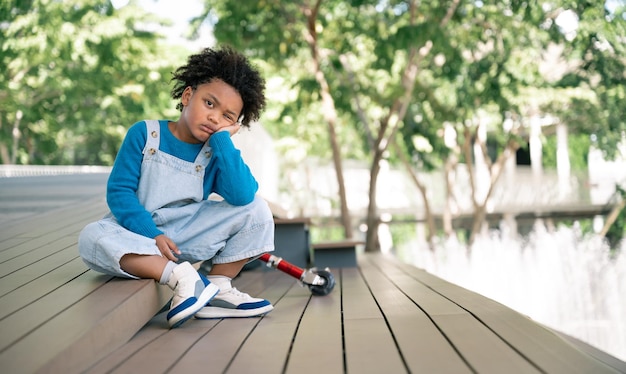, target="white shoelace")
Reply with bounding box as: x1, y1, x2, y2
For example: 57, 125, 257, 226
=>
221, 287, 251, 299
